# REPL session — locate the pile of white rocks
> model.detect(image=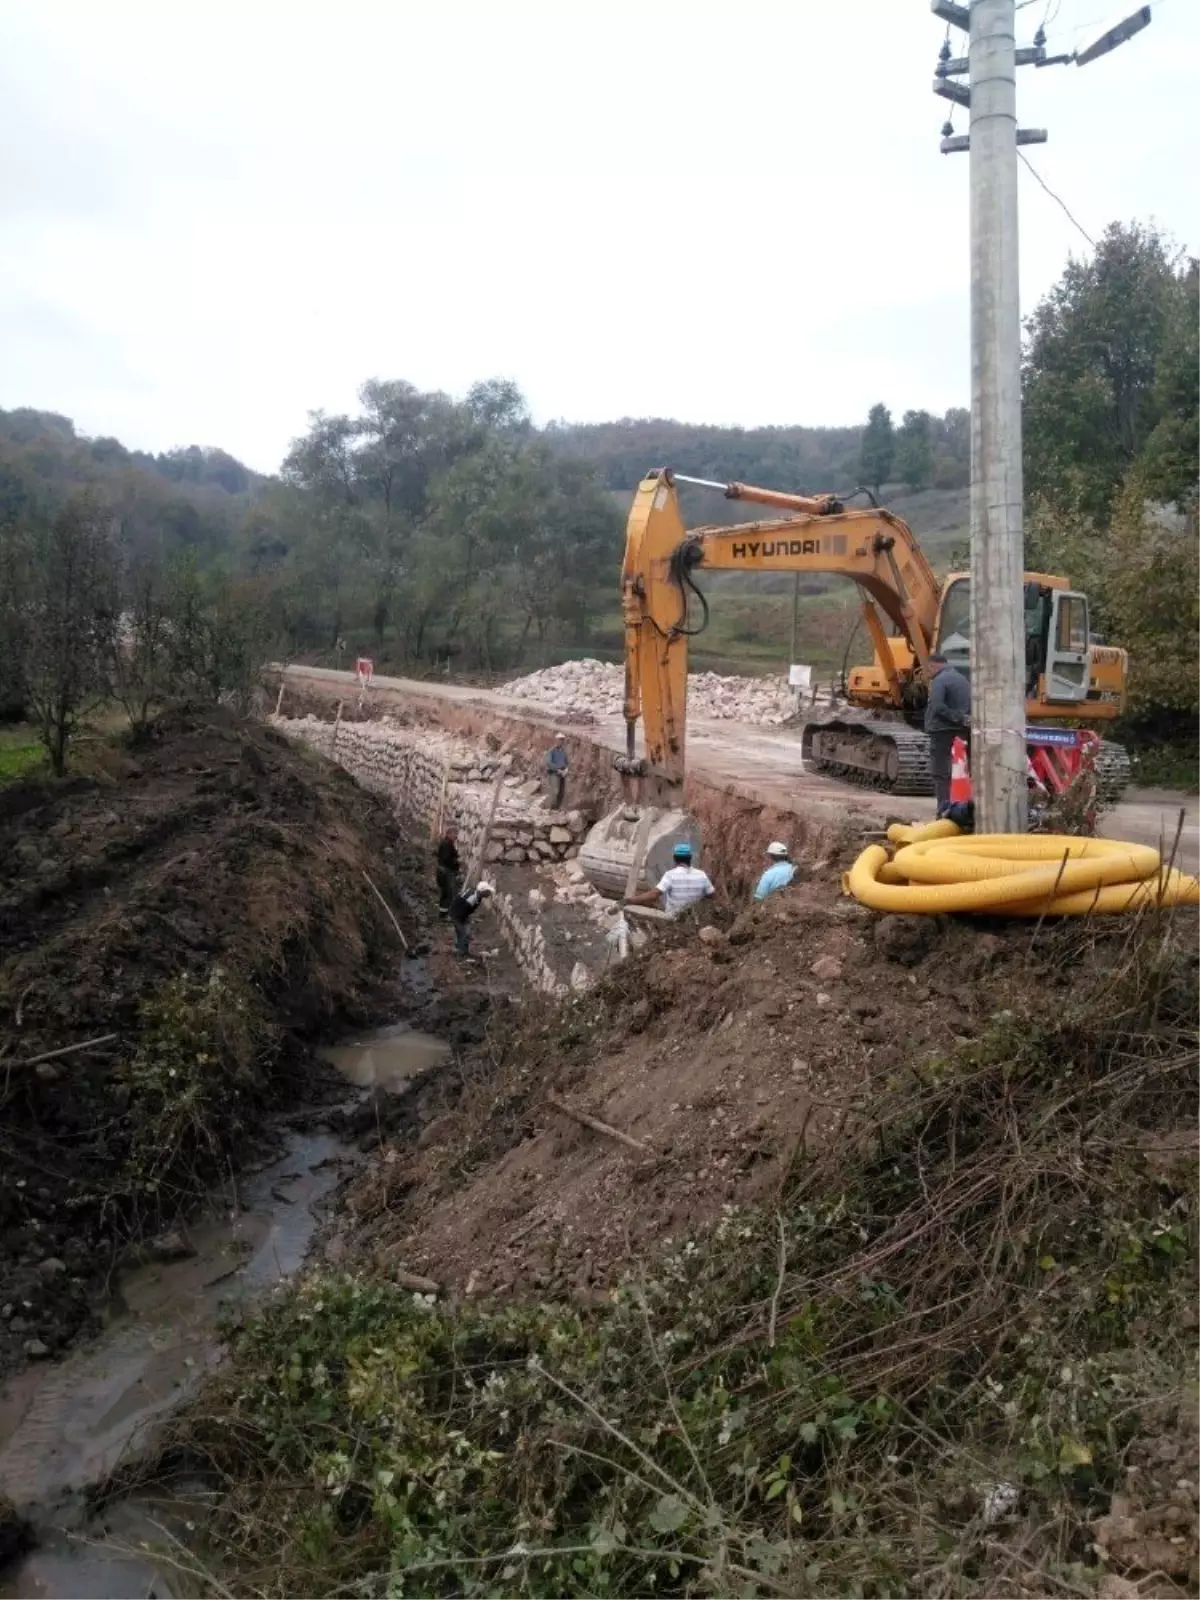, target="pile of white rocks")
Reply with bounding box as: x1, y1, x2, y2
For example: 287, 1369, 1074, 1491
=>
498, 659, 797, 725
499, 660, 625, 720
272, 714, 588, 866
